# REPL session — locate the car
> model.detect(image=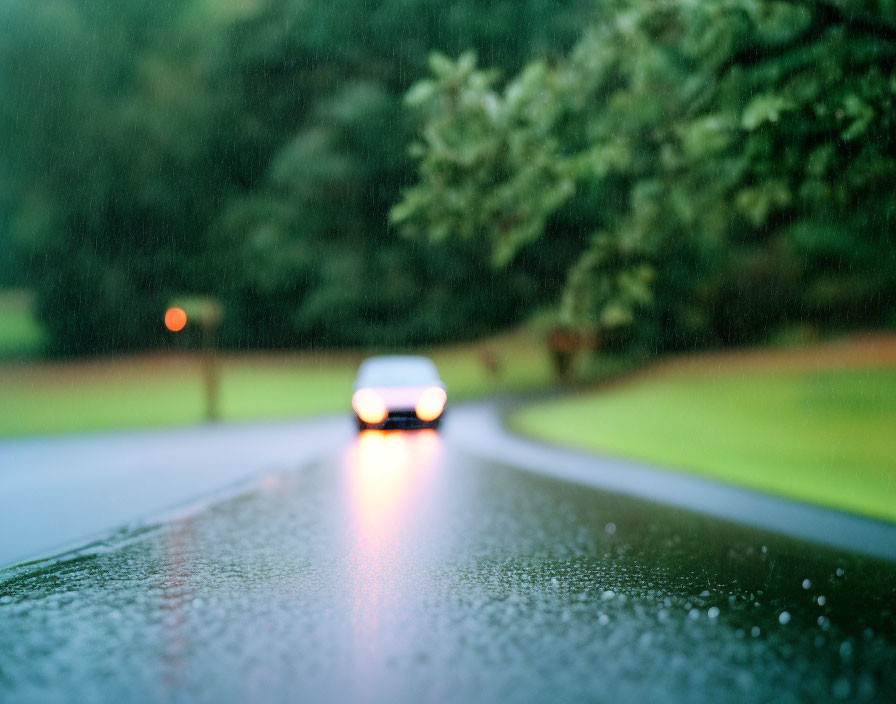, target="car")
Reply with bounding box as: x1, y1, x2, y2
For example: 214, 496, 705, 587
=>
351, 355, 447, 431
